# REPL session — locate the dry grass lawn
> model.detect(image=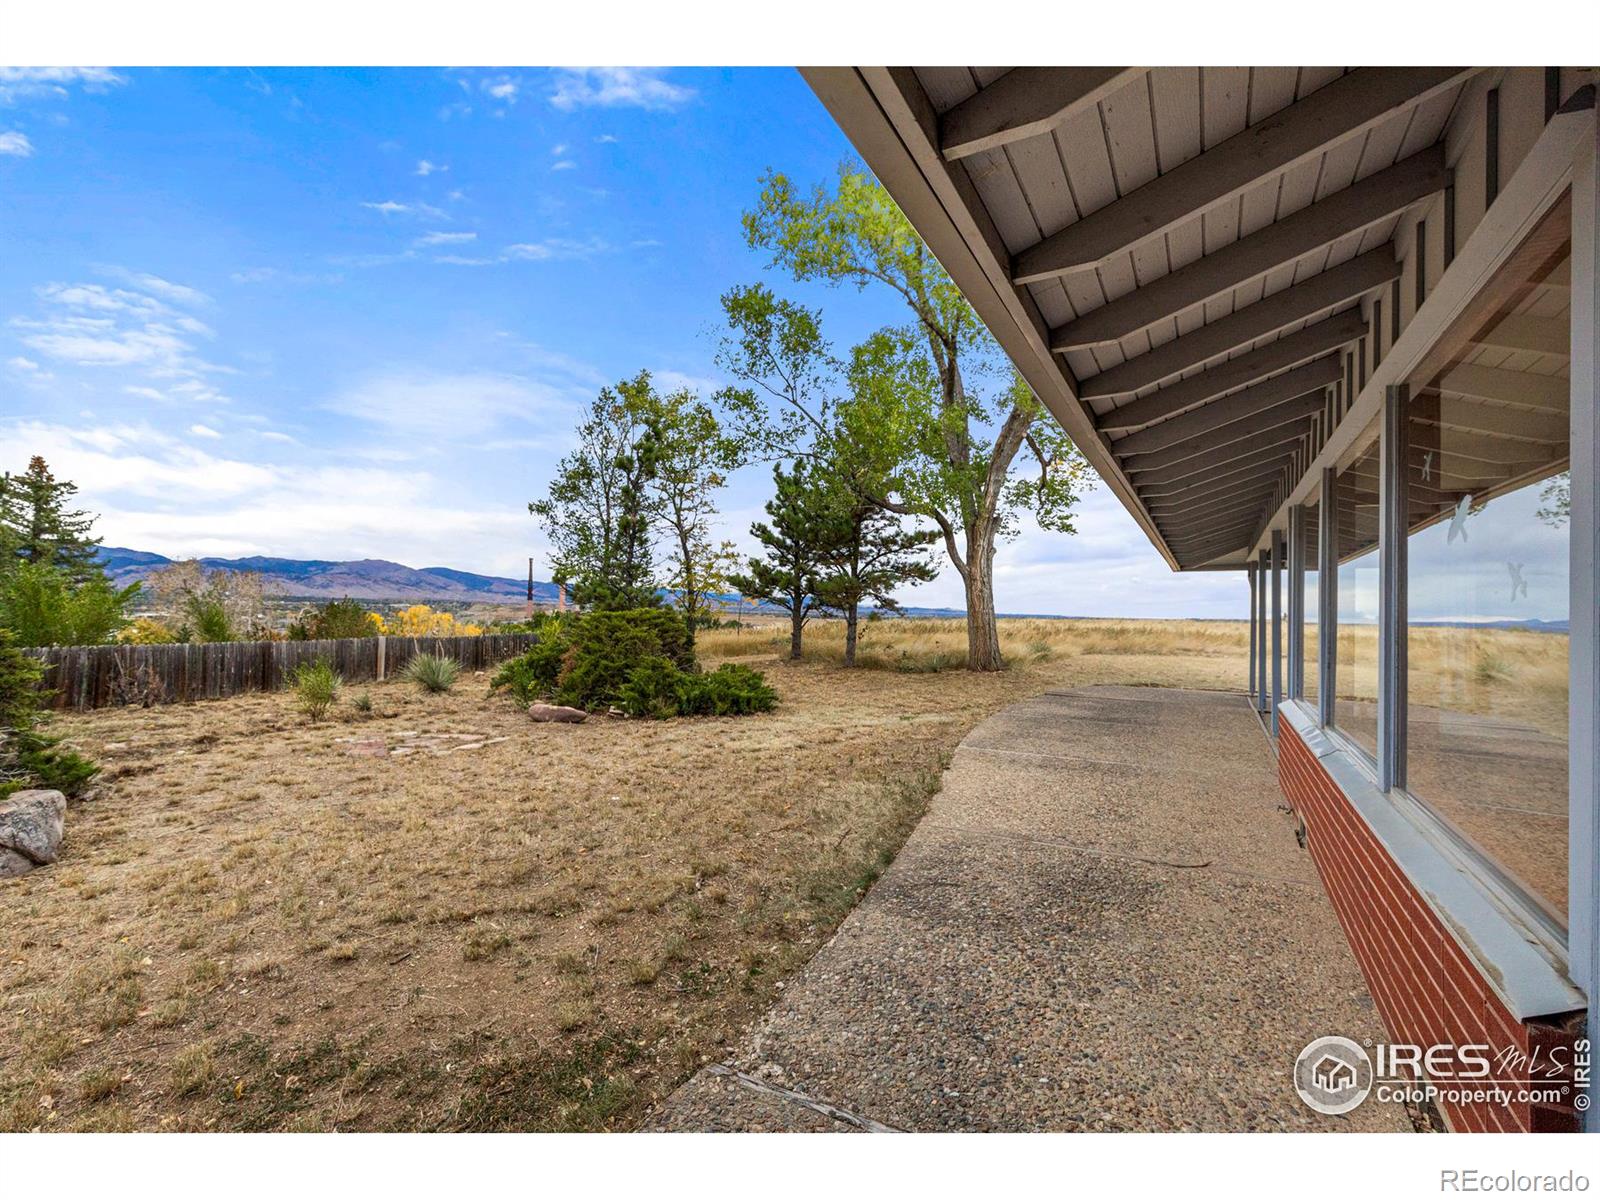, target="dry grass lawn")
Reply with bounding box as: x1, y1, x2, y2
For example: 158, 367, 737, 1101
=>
2, 616, 1260, 1132
1, 612, 1563, 1131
